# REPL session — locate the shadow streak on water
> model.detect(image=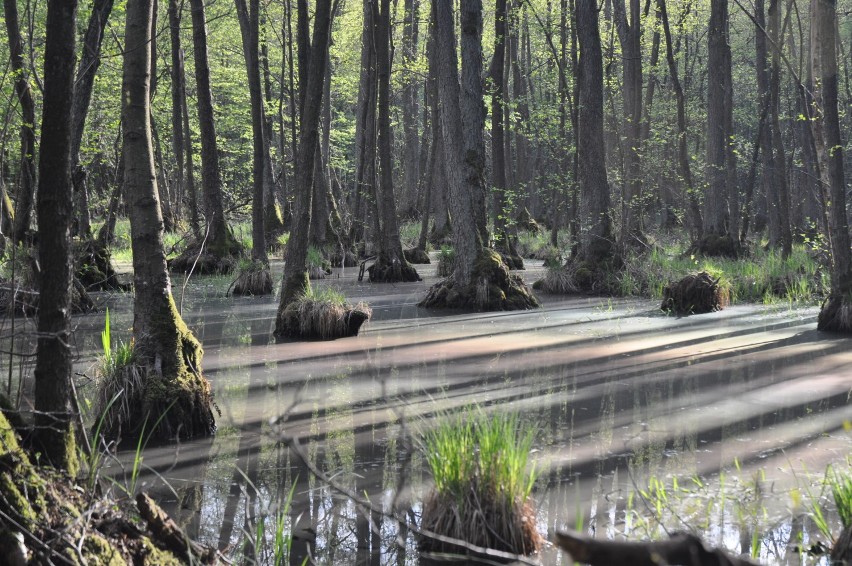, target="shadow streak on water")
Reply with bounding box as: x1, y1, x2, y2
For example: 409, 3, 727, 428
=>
57, 285, 851, 565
